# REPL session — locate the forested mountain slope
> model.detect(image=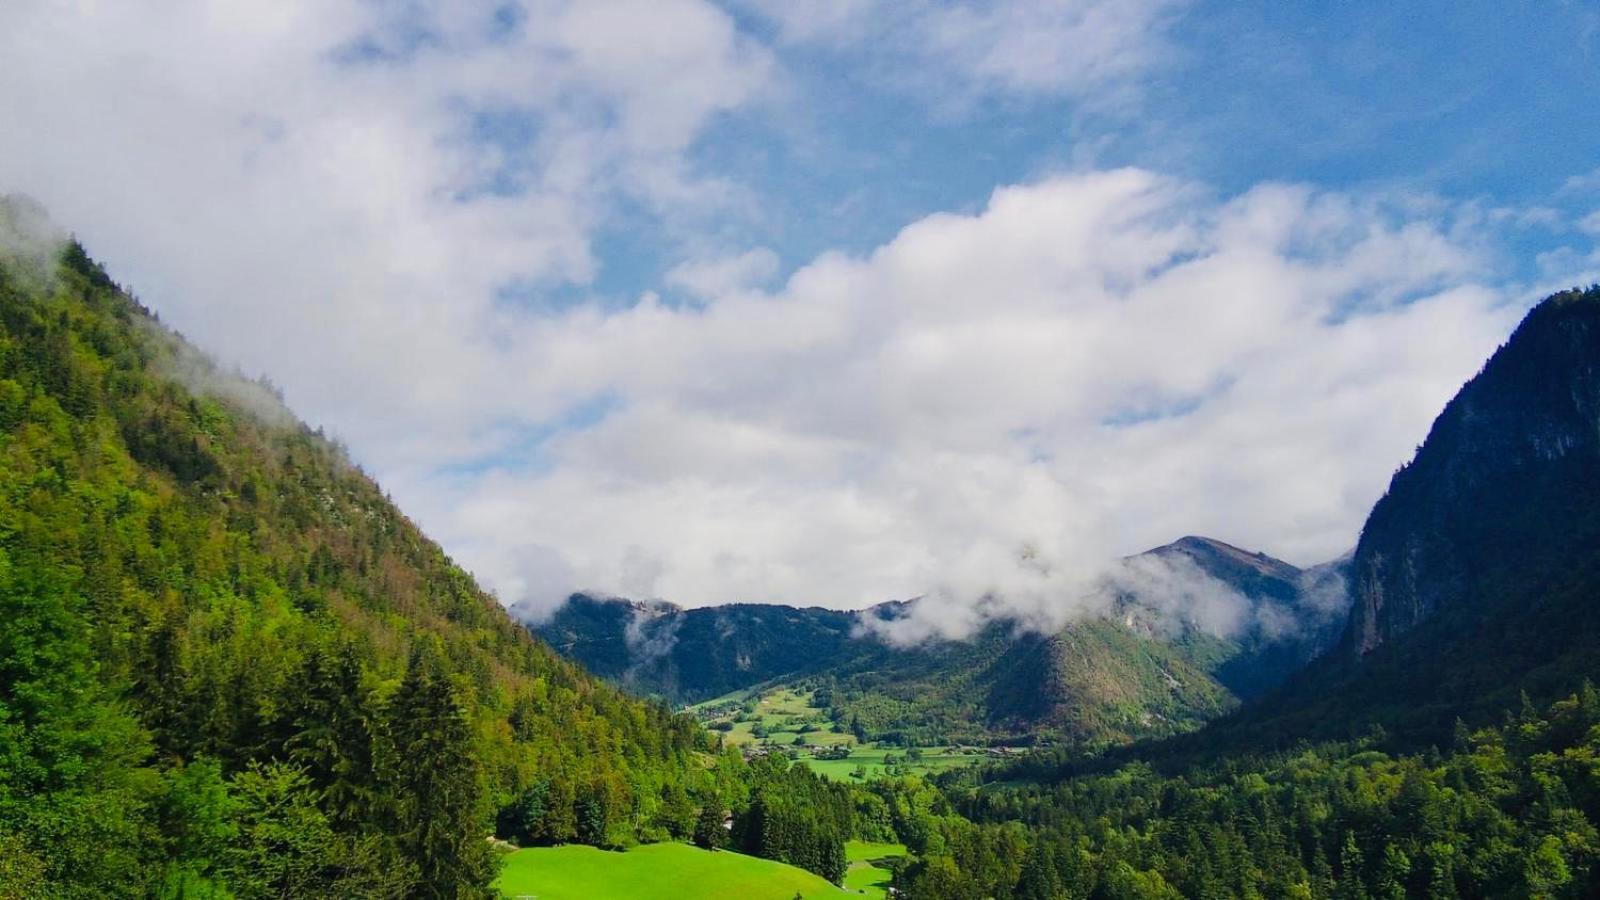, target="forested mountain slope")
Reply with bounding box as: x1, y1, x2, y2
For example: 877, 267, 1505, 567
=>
533, 535, 1349, 748
0, 200, 725, 898
891, 288, 1600, 900
1180, 286, 1600, 753
1345, 286, 1600, 655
